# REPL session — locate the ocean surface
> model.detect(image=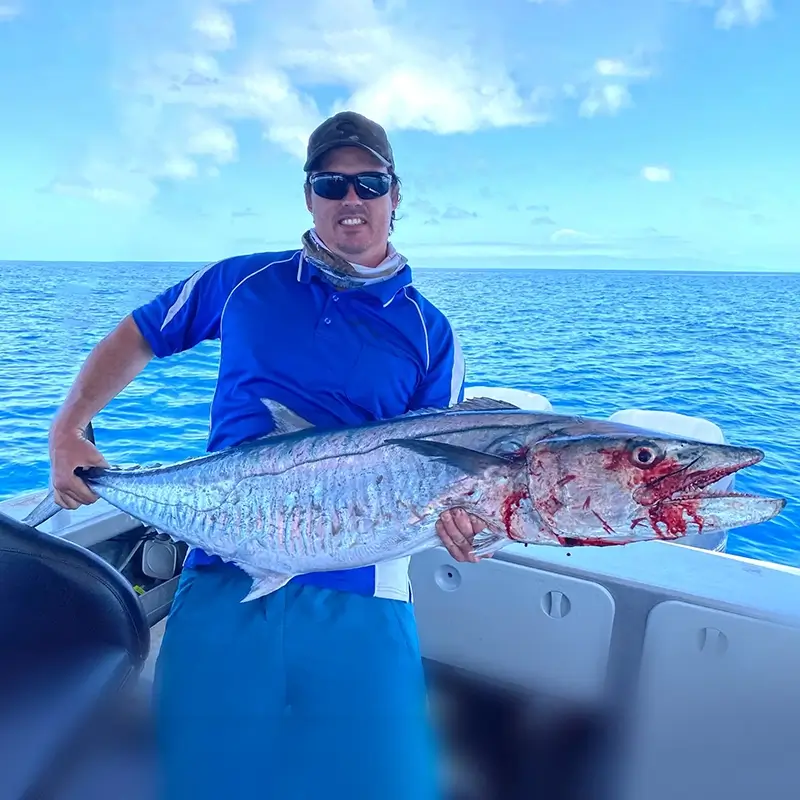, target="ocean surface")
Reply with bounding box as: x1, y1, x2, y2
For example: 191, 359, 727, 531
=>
1, 260, 798, 569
